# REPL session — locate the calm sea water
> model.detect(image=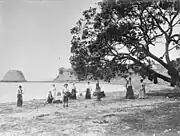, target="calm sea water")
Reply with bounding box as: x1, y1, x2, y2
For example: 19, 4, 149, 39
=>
0, 82, 126, 103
